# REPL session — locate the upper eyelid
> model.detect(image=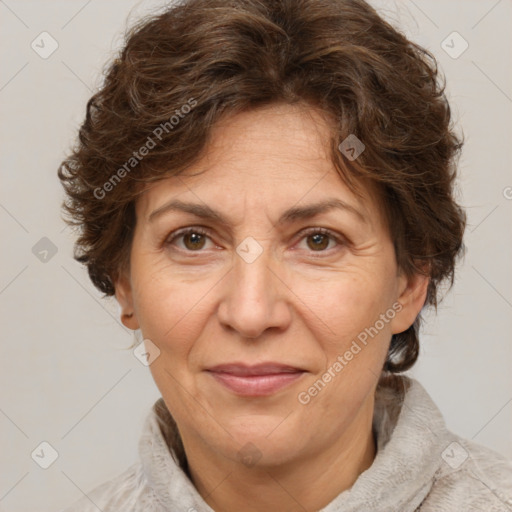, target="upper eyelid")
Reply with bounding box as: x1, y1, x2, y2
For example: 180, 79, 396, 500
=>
166, 225, 344, 247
